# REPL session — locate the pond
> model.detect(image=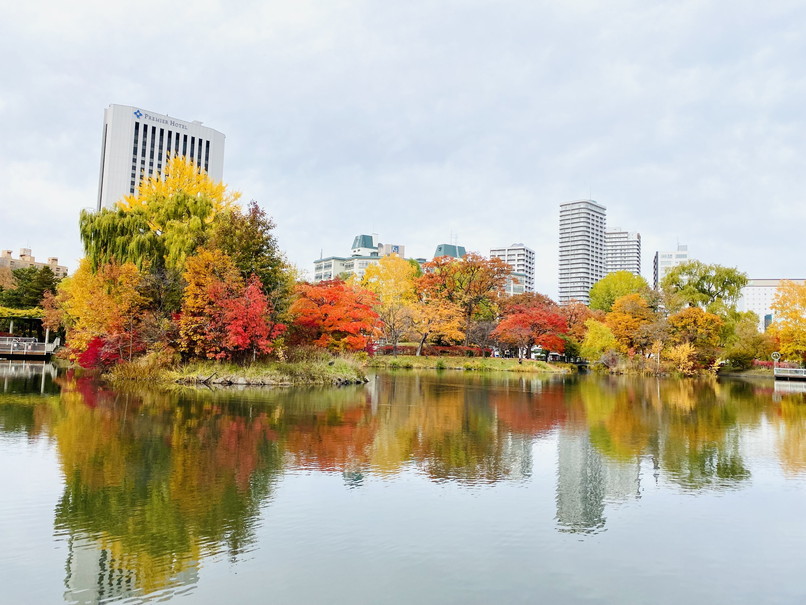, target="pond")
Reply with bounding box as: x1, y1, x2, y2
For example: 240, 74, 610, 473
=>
1, 364, 805, 604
